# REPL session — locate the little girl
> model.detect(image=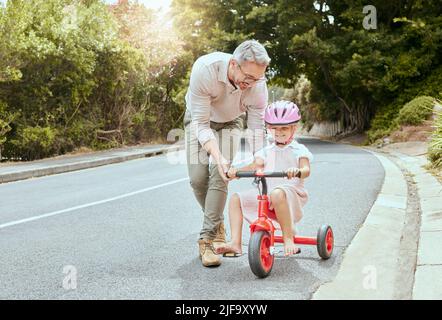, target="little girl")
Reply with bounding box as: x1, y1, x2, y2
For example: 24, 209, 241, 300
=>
218, 100, 313, 257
